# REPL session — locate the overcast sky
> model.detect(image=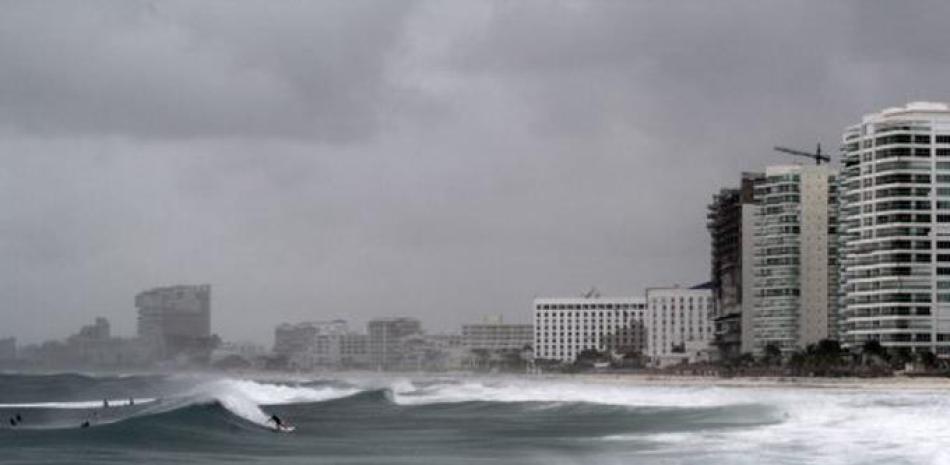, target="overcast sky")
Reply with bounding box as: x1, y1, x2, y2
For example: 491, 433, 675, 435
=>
2, 1, 950, 345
